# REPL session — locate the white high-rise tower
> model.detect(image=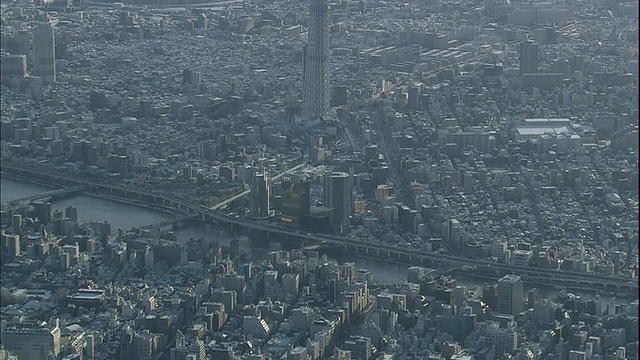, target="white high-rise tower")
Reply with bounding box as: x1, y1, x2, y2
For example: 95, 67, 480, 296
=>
303, 0, 330, 121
